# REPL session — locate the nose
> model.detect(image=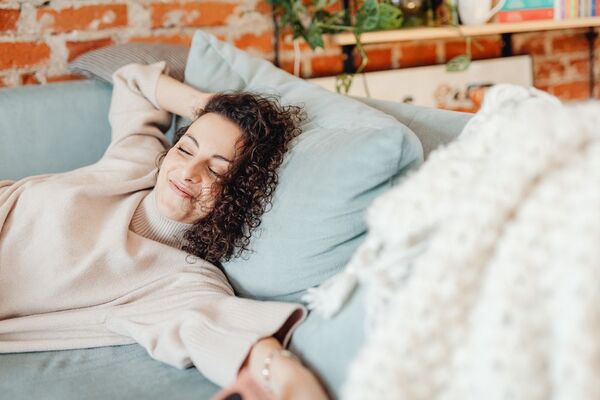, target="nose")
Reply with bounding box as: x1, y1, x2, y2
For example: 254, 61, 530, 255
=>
181, 161, 202, 183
